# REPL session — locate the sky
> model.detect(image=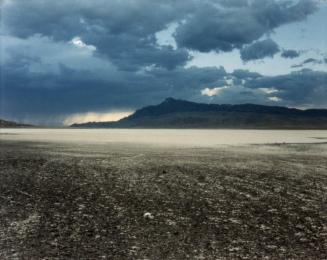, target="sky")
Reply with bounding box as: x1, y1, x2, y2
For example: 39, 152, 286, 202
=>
0, 0, 326, 125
